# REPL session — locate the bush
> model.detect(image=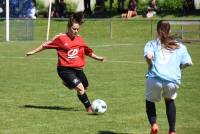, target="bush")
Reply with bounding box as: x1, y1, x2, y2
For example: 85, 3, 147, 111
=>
136, 0, 184, 13
137, 0, 149, 13
66, 1, 77, 12
104, 0, 184, 14
157, 0, 183, 12
36, 0, 48, 17
135, 0, 184, 15
37, 0, 46, 12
